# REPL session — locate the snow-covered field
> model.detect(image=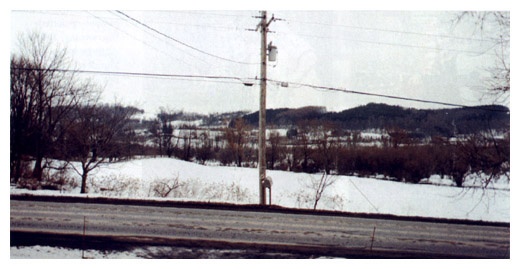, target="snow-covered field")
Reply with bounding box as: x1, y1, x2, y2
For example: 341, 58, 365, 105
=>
11, 157, 510, 222
10, 157, 510, 259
